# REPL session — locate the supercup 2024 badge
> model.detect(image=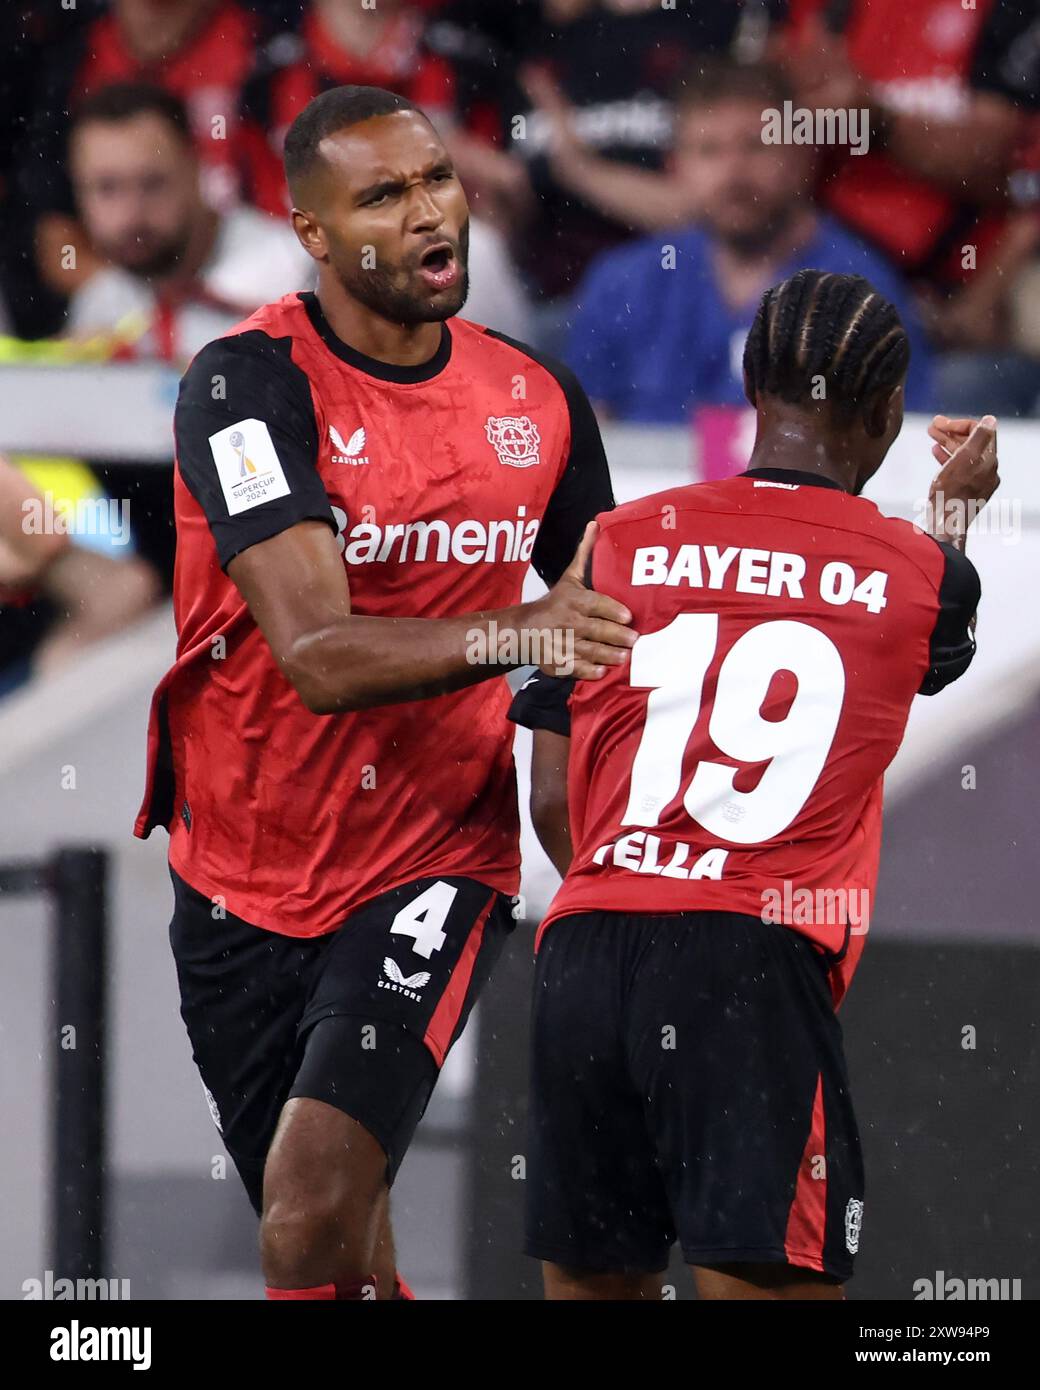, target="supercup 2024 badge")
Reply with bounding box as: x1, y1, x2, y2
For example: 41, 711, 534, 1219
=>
485, 415, 541, 469
208, 417, 290, 516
